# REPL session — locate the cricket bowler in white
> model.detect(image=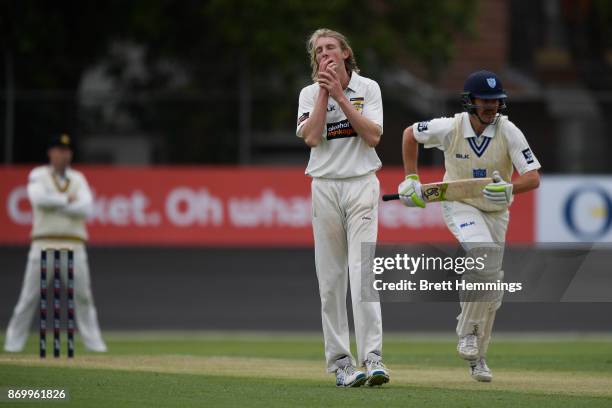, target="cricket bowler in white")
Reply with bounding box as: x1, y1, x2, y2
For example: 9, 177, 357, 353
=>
4, 134, 107, 353
296, 28, 388, 387
399, 70, 541, 382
